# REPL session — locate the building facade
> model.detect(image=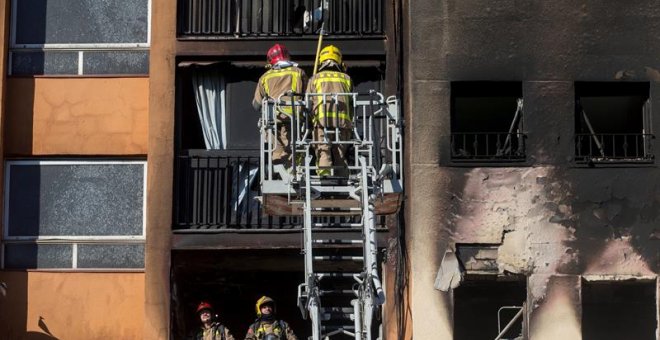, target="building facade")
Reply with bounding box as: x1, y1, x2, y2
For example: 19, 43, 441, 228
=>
406, 1, 660, 339
0, 0, 659, 339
